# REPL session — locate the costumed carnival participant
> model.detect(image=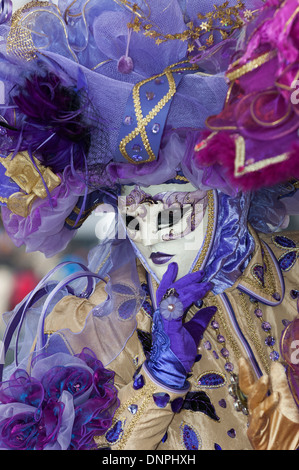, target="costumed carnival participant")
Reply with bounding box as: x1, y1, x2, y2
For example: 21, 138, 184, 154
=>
0, 0, 298, 451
